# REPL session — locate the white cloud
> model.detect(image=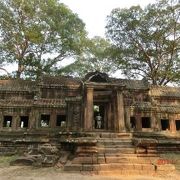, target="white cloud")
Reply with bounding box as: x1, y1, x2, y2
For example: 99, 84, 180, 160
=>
61, 0, 156, 37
